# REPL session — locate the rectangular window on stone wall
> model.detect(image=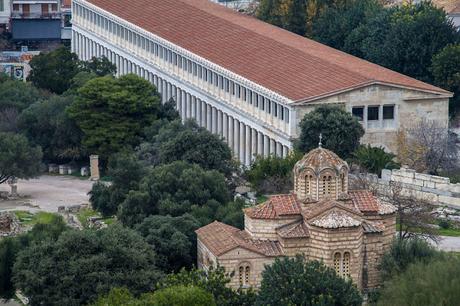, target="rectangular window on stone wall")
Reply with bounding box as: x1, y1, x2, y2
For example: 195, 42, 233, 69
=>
383, 105, 394, 120
352, 107, 364, 121
284, 108, 290, 123
367, 106, 379, 121
367, 105, 380, 129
